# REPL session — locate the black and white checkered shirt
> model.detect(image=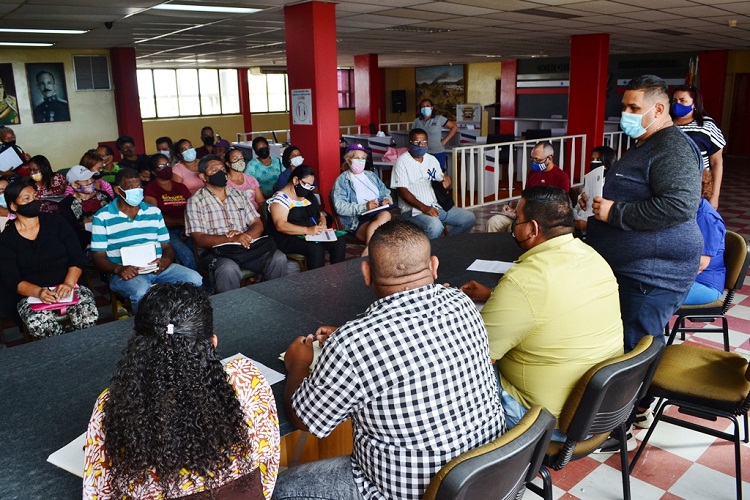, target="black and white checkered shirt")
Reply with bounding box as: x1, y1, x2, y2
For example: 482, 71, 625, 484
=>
293, 284, 505, 499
